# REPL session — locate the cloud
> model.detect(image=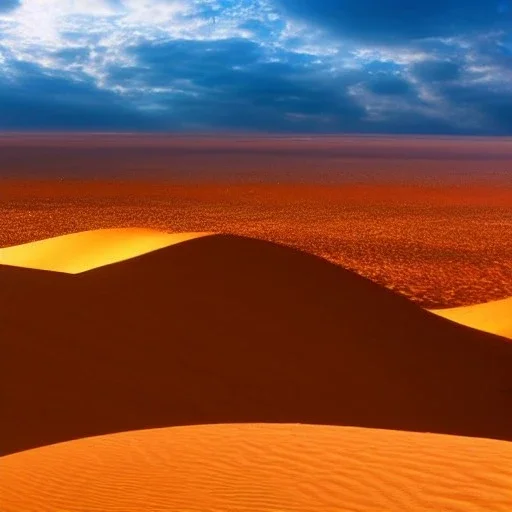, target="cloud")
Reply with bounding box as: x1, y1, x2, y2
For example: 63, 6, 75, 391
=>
109, 38, 367, 132
274, 0, 511, 44
0, 62, 162, 130
439, 82, 512, 133
411, 61, 461, 82
0, 0, 510, 134
366, 75, 412, 95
